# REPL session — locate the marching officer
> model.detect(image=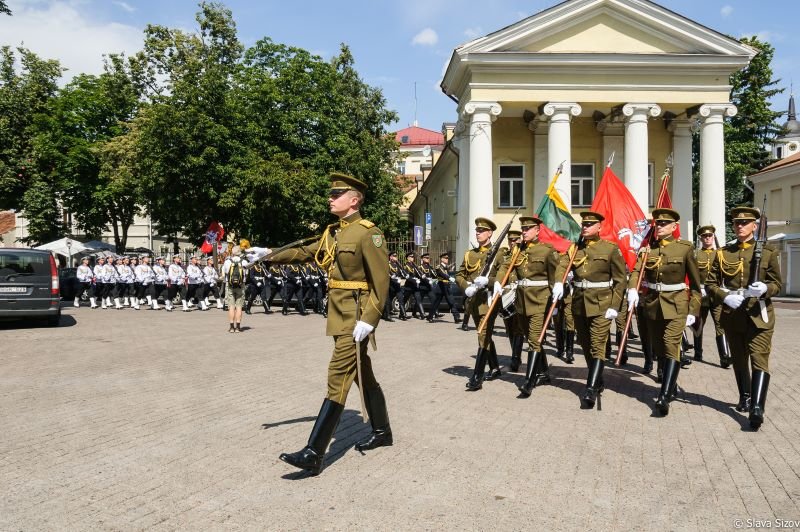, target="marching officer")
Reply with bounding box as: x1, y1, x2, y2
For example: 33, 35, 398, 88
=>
152, 257, 170, 310
694, 224, 732, 368
244, 261, 270, 314
495, 230, 526, 372
305, 261, 327, 315
554, 211, 626, 409
402, 253, 426, 319
105, 257, 122, 309
385, 251, 408, 321
75, 256, 93, 308
250, 173, 391, 475
186, 256, 207, 310
497, 216, 559, 398
554, 267, 575, 364
168, 255, 189, 312
427, 252, 460, 323
627, 208, 702, 416
704, 207, 782, 430
417, 253, 435, 314
202, 257, 224, 310
456, 217, 501, 391
93, 256, 106, 308
266, 263, 284, 310
135, 256, 156, 309
281, 264, 308, 315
